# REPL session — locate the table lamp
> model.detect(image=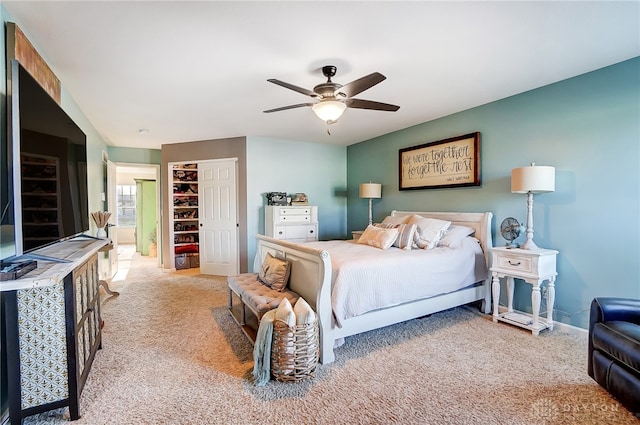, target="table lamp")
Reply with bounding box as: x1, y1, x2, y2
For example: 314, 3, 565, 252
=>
359, 182, 382, 226
511, 163, 555, 250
